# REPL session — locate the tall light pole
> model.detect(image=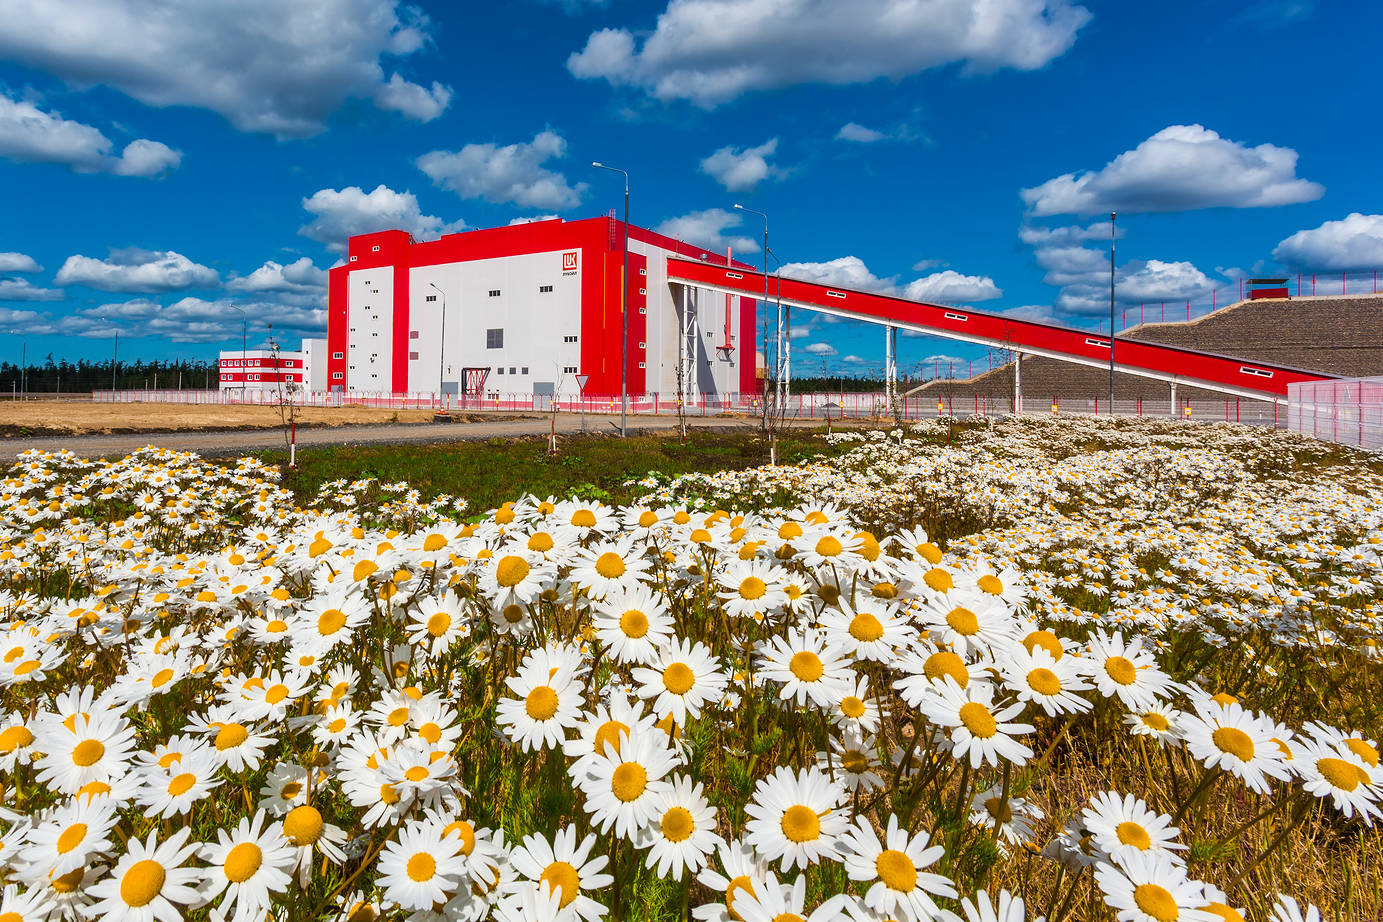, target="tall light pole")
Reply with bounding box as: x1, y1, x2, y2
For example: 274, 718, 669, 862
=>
734, 204, 770, 426
429, 281, 447, 408
1109, 211, 1116, 414
592, 161, 630, 437
228, 305, 247, 395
